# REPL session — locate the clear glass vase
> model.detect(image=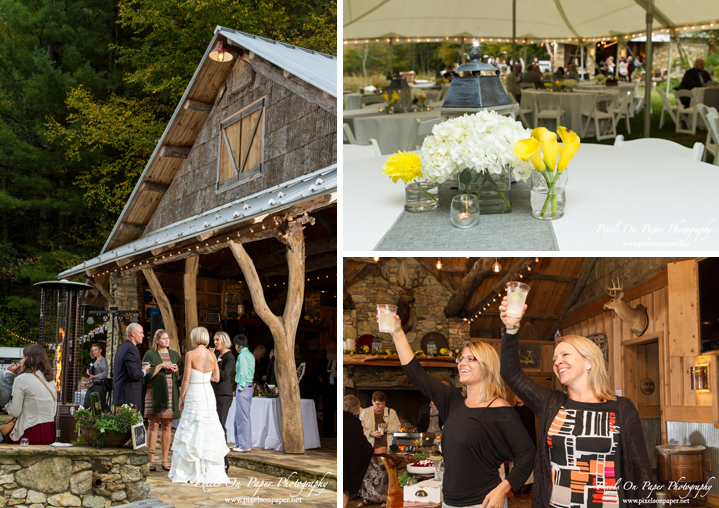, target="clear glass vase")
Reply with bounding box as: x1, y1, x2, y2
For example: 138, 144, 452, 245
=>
404, 180, 439, 212
530, 169, 568, 220
457, 167, 512, 214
